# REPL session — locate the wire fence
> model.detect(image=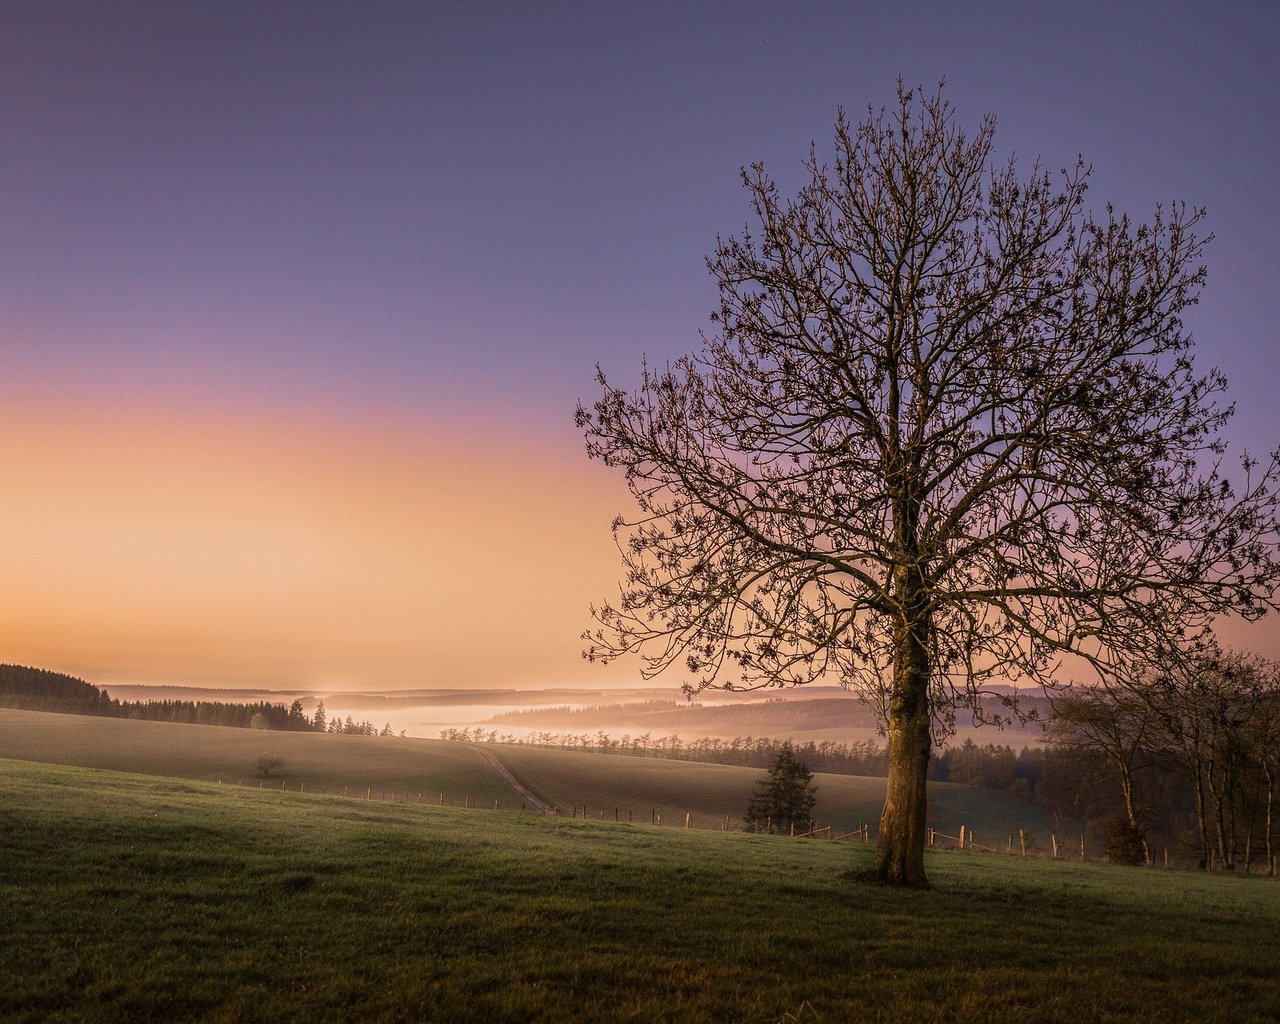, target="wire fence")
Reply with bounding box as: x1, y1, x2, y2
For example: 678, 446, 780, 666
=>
218, 777, 1277, 874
